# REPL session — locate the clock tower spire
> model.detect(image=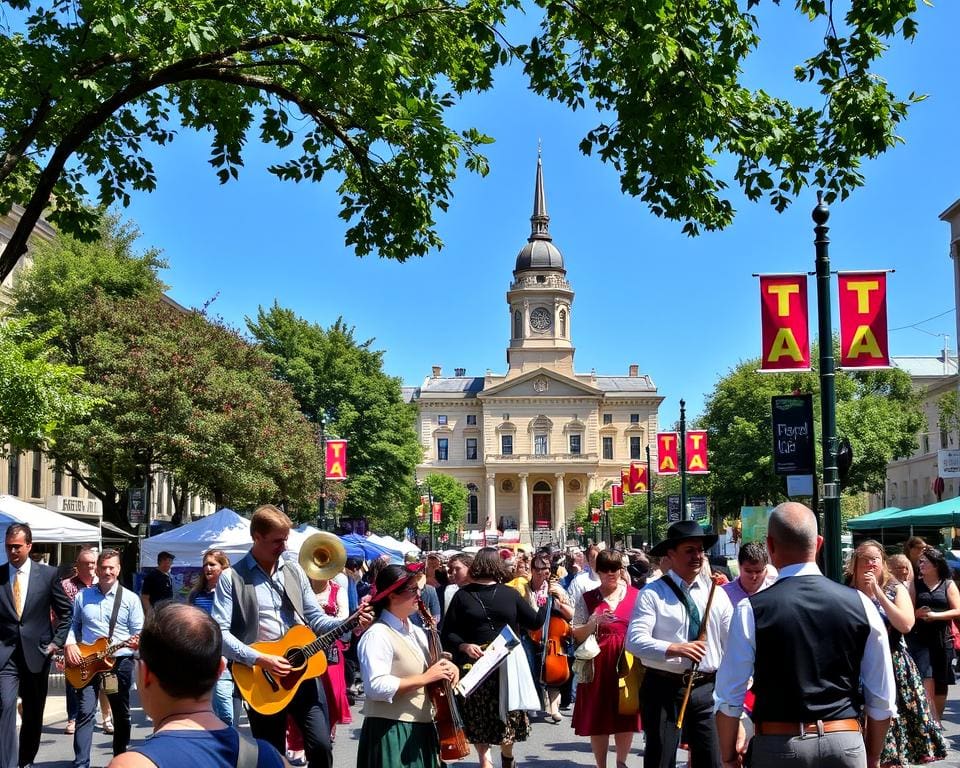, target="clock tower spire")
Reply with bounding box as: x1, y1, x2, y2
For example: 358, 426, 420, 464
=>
505, 151, 575, 378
